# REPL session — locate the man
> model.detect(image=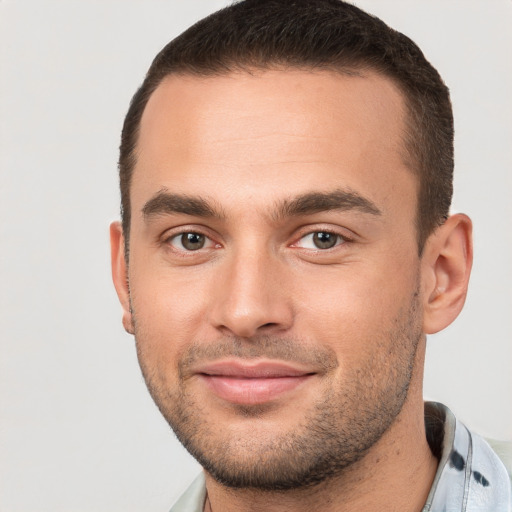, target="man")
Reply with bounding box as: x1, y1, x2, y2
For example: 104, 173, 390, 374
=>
110, 1, 511, 510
